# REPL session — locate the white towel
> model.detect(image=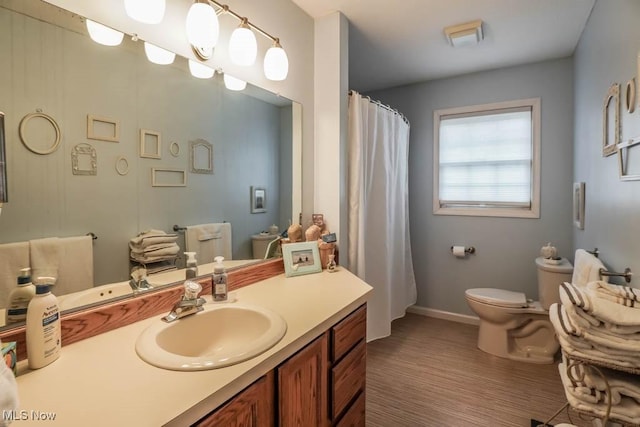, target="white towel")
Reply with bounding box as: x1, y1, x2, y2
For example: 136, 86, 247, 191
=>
572, 249, 607, 286
560, 282, 640, 326
129, 230, 178, 249
586, 281, 640, 308
0, 241, 30, 310
54, 236, 94, 296
30, 237, 61, 281
0, 340, 18, 427
185, 223, 232, 263
559, 362, 640, 424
